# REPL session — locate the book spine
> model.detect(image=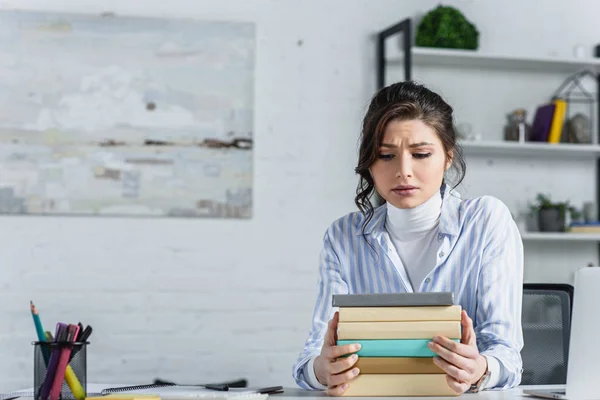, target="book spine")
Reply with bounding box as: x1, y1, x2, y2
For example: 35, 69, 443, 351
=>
548, 99, 567, 143
337, 321, 461, 340
337, 339, 459, 357
332, 292, 454, 308
354, 357, 443, 374
339, 305, 461, 322
341, 374, 458, 397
